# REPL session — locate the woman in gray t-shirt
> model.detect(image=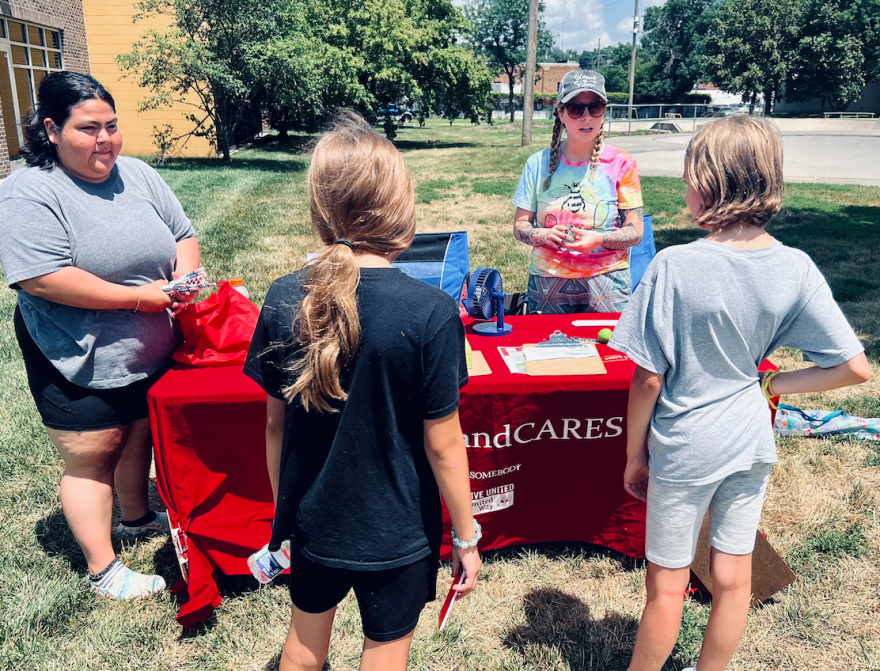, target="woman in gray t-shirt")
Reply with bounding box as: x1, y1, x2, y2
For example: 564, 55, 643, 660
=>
0, 72, 201, 600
